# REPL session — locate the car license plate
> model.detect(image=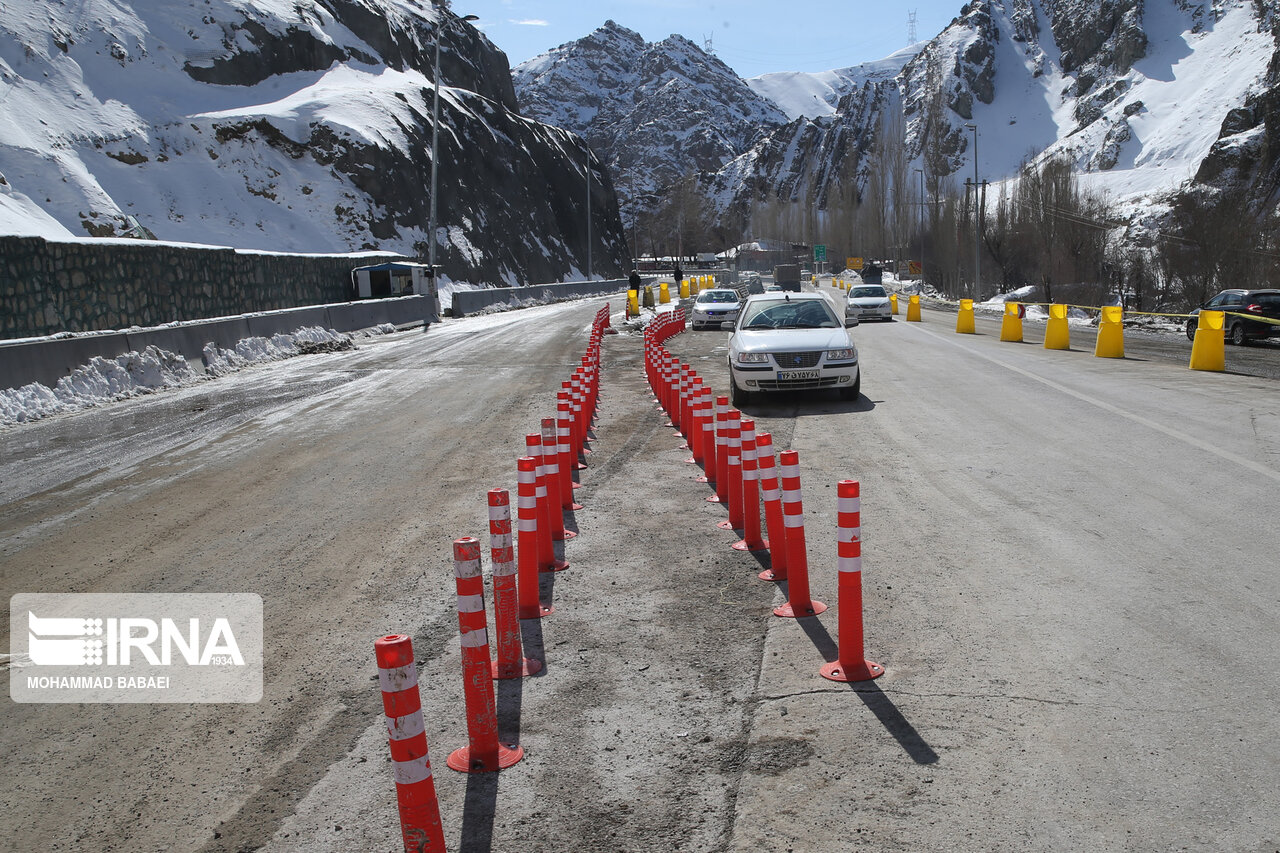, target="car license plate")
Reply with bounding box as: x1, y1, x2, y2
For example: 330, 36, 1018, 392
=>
777, 370, 819, 381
